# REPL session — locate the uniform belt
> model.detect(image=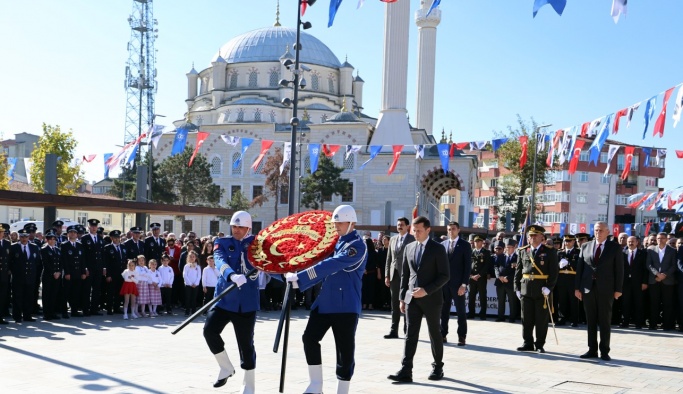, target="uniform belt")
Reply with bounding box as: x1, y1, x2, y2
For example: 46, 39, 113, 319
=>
559, 270, 576, 275
522, 274, 548, 280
